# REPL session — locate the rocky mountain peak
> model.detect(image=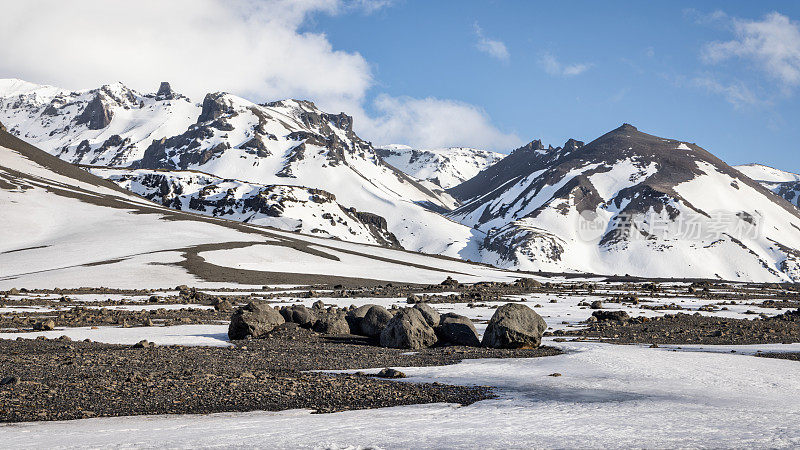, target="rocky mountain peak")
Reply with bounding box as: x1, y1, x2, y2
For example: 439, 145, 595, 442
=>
197, 92, 234, 123
324, 112, 353, 132
156, 82, 175, 100
563, 138, 584, 152
516, 139, 545, 153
